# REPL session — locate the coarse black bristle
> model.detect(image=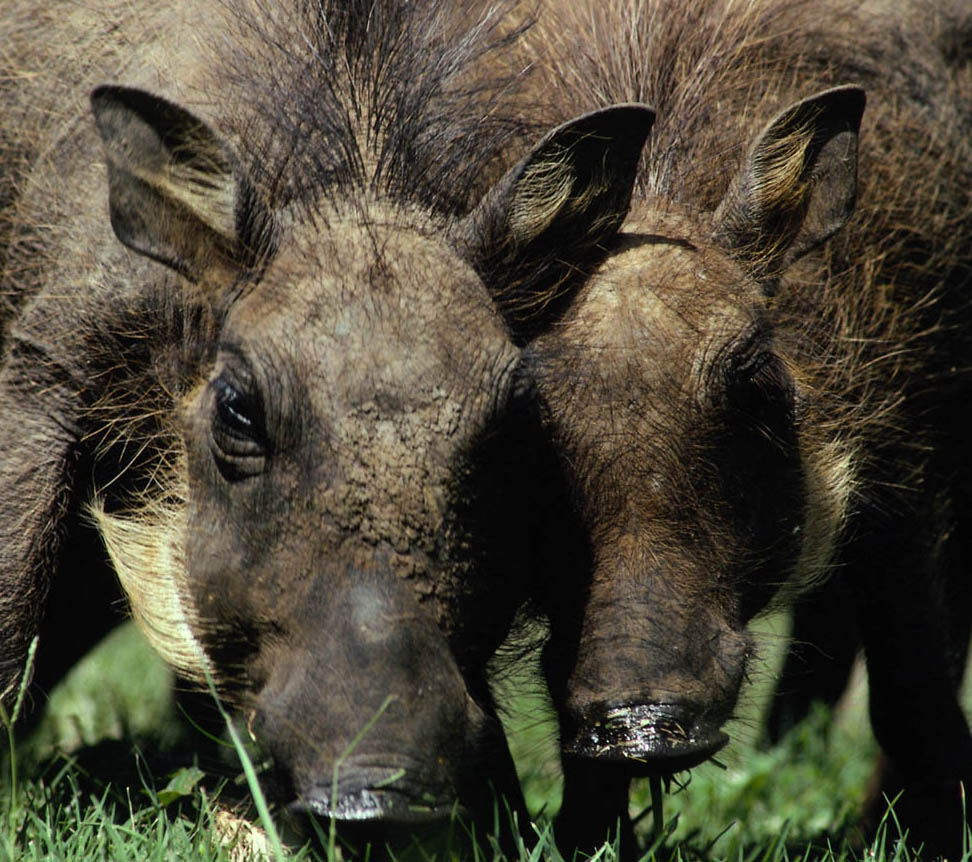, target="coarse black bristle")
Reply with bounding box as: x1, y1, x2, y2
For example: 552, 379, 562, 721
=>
215, 0, 538, 223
